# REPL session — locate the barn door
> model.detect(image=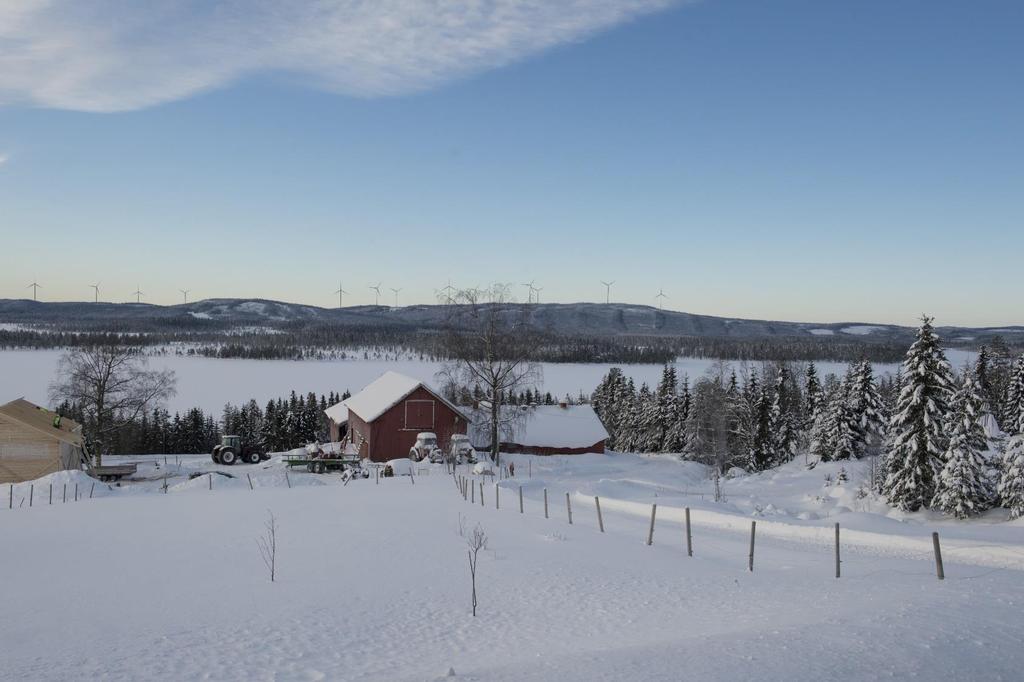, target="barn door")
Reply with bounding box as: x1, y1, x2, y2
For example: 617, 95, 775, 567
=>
405, 400, 435, 429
